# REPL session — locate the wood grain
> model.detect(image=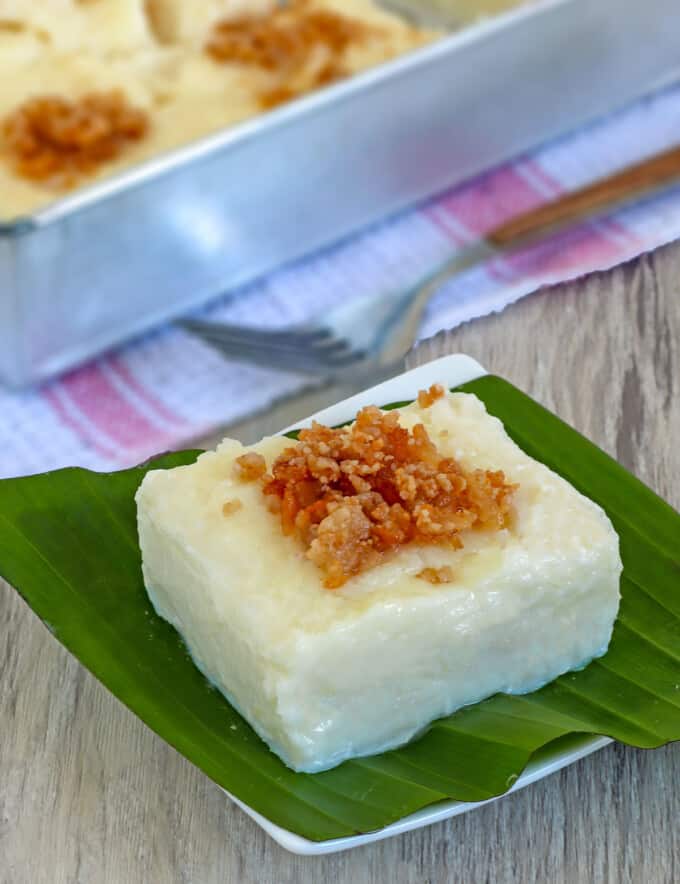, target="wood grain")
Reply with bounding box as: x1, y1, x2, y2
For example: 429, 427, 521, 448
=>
1, 242, 678, 884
